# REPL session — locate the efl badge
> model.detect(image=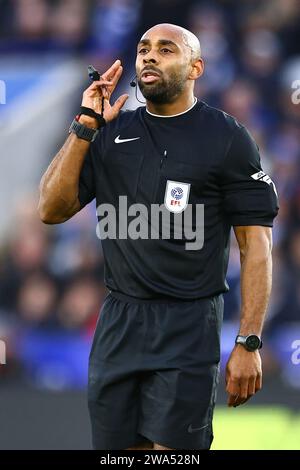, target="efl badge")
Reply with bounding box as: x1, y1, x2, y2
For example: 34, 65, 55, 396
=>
251, 171, 278, 197
164, 180, 191, 213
